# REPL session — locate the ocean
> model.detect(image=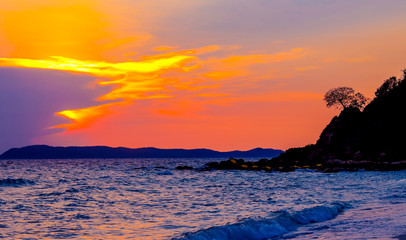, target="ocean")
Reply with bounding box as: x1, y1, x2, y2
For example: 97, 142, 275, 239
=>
0, 158, 405, 239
